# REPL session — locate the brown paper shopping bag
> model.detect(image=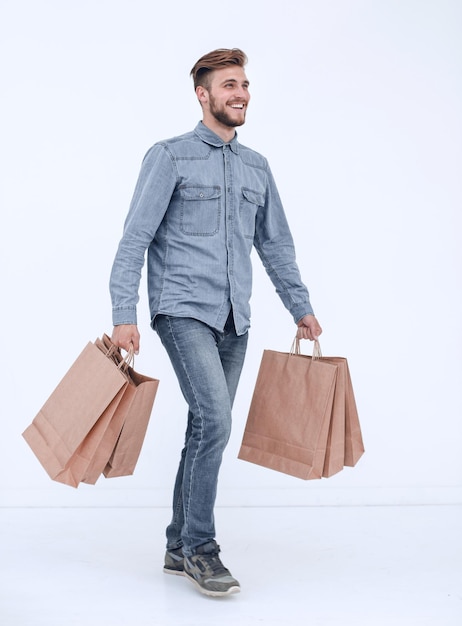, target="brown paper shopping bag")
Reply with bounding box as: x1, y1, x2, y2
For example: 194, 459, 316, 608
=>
22, 341, 130, 487
239, 339, 364, 480
343, 361, 364, 467
238, 344, 338, 479
320, 357, 347, 477
102, 365, 159, 478
82, 334, 159, 481
310, 347, 364, 472
291, 339, 364, 477
79, 400, 126, 484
